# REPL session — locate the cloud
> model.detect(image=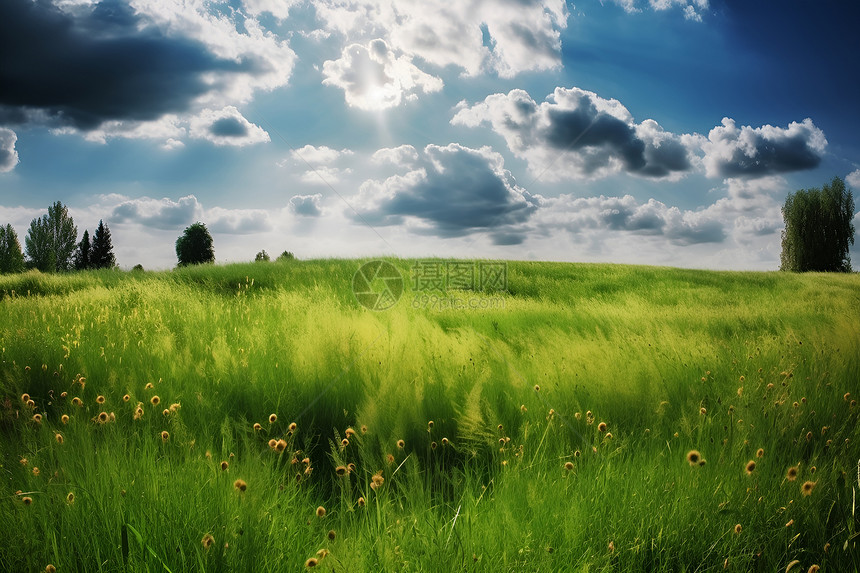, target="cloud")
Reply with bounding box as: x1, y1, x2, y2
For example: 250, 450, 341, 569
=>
0, 0, 294, 139
610, 0, 709, 21
291, 145, 354, 165
207, 207, 272, 234
299, 166, 352, 185
111, 195, 203, 230
188, 106, 269, 146
537, 194, 726, 245
0, 128, 18, 172
289, 194, 324, 217
313, 0, 567, 80
452, 87, 694, 181
371, 145, 419, 166
700, 118, 826, 178
353, 143, 540, 237
242, 0, 301, 20
846, 169, 860, 189
322, 39, 443, 111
